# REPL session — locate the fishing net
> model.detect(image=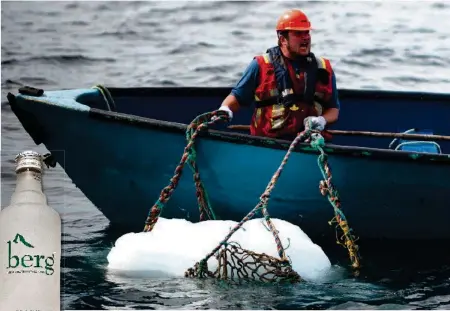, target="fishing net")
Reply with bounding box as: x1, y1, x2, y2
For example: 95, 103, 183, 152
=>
184, 242, 301, 284
142, 110, 361, 285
